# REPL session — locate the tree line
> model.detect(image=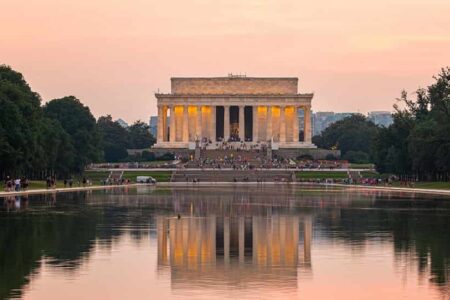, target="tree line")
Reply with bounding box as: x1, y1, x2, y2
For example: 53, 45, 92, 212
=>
313, 67, 450, 181
0, 65, 156, 179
